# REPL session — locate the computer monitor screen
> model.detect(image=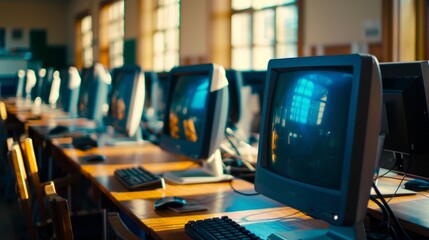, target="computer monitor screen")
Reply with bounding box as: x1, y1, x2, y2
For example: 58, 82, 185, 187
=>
107, 65, 145, 138
380, 61, 429, 180
57, 67, 81, 114
77, 63, 110, 124
160, 64, 232, 184
255, 54, 382, 239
